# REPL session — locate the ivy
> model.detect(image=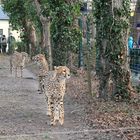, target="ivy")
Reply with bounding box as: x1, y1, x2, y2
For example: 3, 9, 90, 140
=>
49, 0, 81, 65
94, 0, 132, 100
